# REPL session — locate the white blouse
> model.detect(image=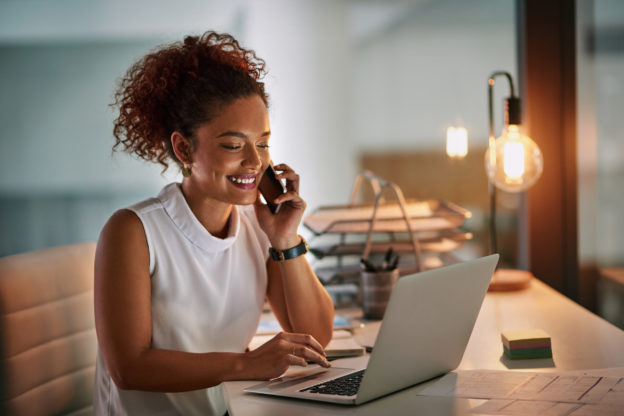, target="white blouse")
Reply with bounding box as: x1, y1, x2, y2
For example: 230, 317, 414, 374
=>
94, 183, 270, 416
